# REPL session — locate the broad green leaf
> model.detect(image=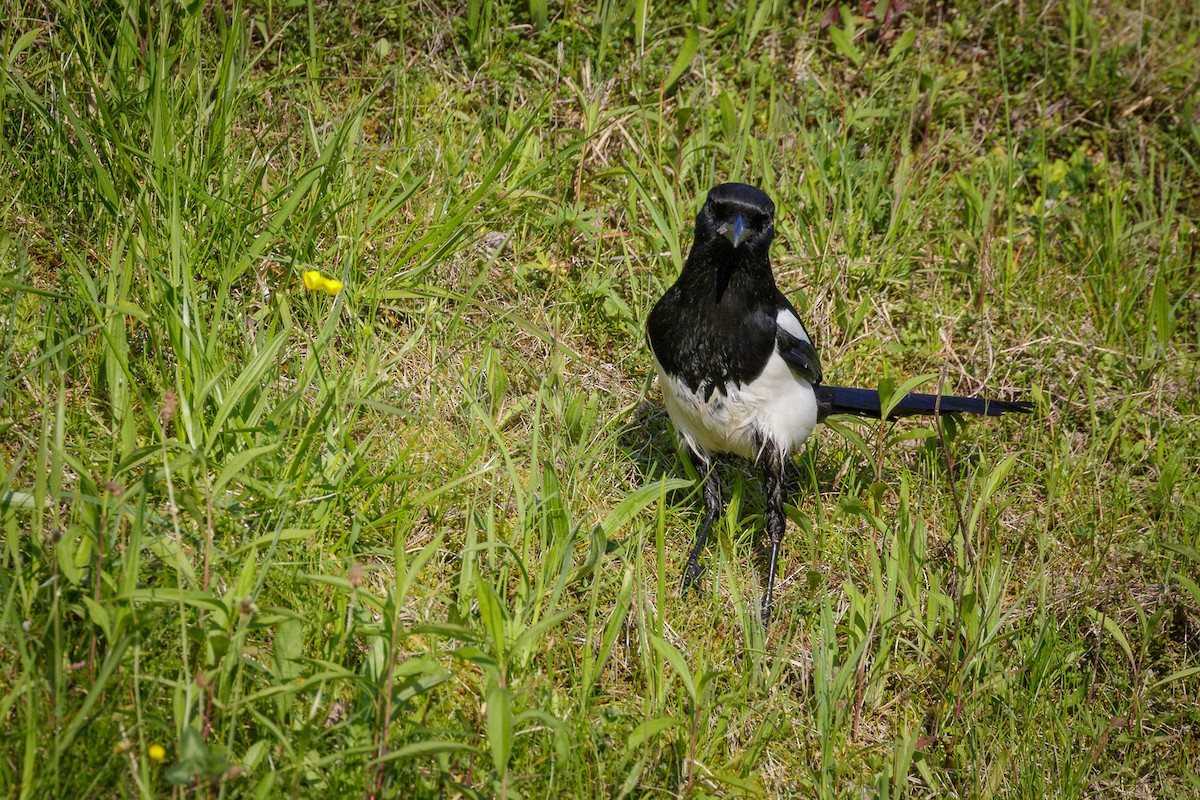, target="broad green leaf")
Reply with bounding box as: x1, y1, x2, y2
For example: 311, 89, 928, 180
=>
600, 478, 692, 538
206, 331, 289, 448
241, 669, 357, 703
648, 633, 695, 703
587, 564, 634, 695
394, 667, 452, 705
828, 25, 864, 67
1162, 542, 1200, 564
509, 608, 575, 668
887, 28, 917, 63
81, 597, 112, 640
213, 442, 282, 493
1173, 574, 1200, 608
229, 528, 317, 557
273, 617, 305, 682
515, 708, 569, 766
969, 453, 1019, 533
881, 373, 938, 420
7, 28, 41, 64
1086, 607, 1135, 670
625, 716, 679, 751
477, 581, 508, 659
486, 681, 514, 775
371, 740, 477, 765
54, 636, 131, 758
663, 29, 699, 94
1149, 664, 1200, 691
